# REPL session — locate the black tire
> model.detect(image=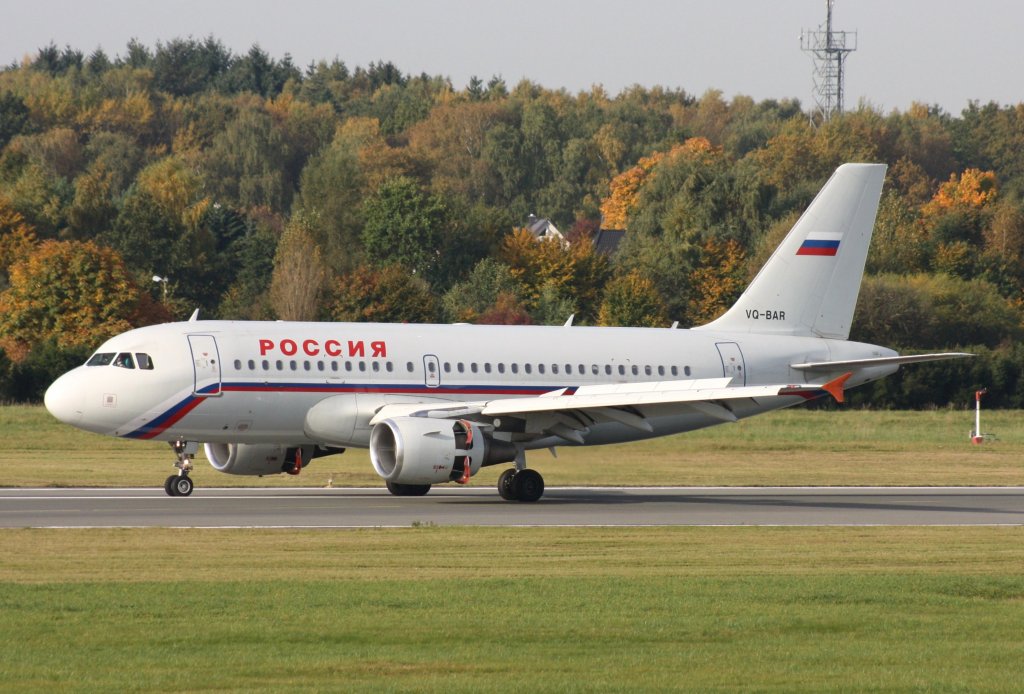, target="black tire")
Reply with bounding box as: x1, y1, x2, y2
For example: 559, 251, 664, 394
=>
386, 481, 431, 497
164, 475, 178, 496
512, 468, 544, 502
497, 469, 518, 501
172, 475, 194, 497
